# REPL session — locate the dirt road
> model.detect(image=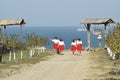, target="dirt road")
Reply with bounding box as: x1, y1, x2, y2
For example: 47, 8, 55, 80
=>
3, 51, 91, 80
